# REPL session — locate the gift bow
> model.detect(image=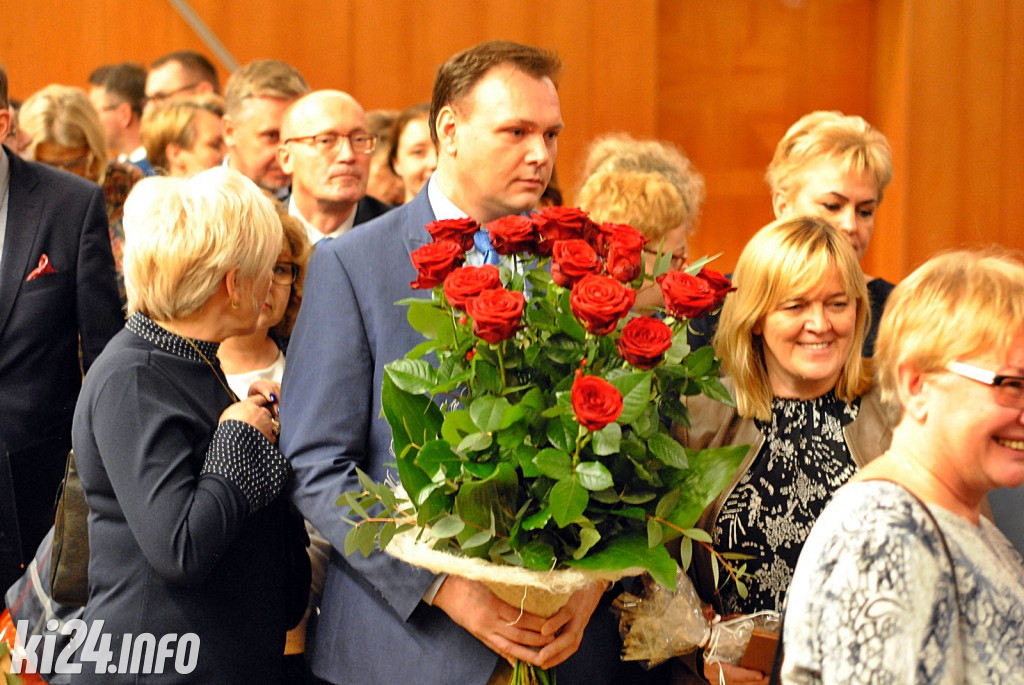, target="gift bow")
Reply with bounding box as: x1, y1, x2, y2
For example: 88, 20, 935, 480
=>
25, 254, 56, 281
